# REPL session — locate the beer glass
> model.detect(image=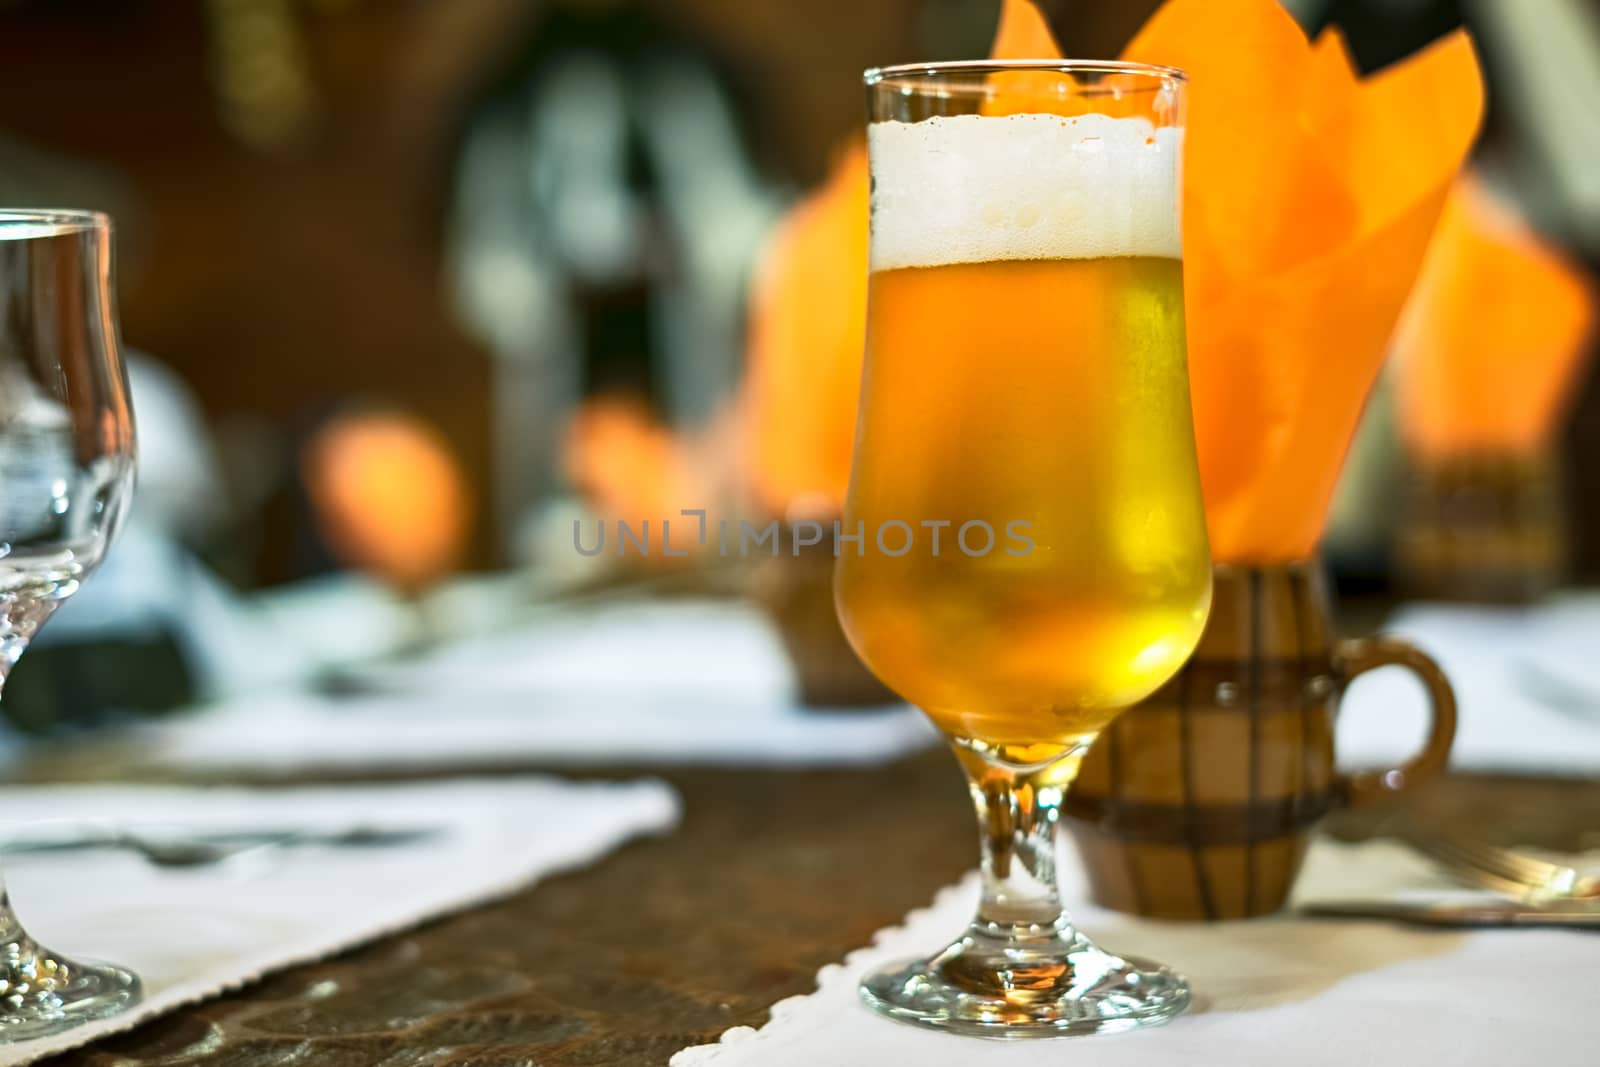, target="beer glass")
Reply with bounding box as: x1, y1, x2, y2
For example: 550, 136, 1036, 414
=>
0, 210, 140, 1037
835, 62, 1209, 1037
